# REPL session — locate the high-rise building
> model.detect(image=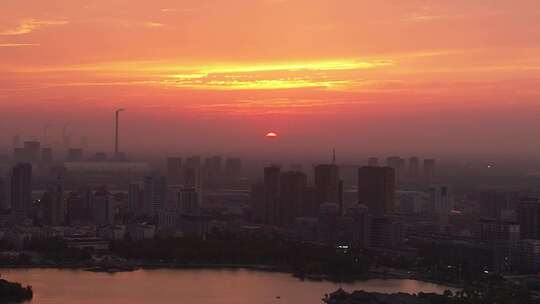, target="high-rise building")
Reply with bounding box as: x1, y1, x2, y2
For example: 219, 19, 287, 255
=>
67, 148, 83, 162
318, 202, 340, 243
128, 183, 143, 213
517, 239, 540, 272
314, 164, 340, 206
478, 219, 520, 242
370, 217, 403, 249
358, 166, 396, 217
166, 157, 183, 185
10, 163, 33, 215
204, 156, 222, 188
518, 198, 540, 239
41, 148, 53, 164
345, 204, 371, 248
13, 148, 26, 162
225, 158, 242, 181
264, 166, 281, 225
428, 185, 454, 214
479, 190, 517, 220
397, 190, 430, 214
41, 183, 65, 226
184, 167, 202, 190
423, 159, 436, 186
185, 155, 201, 169
143, 176, 167, 215
408, 157, 419, 180
23, 141, 41, 162
178, 187, 200, 215
0, 177, 7, 211
279, 171, 307, 226
250, 183, 265, 223
66, 187, 93, 224
93, 188, 114, 225
386, 156, 404, 183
